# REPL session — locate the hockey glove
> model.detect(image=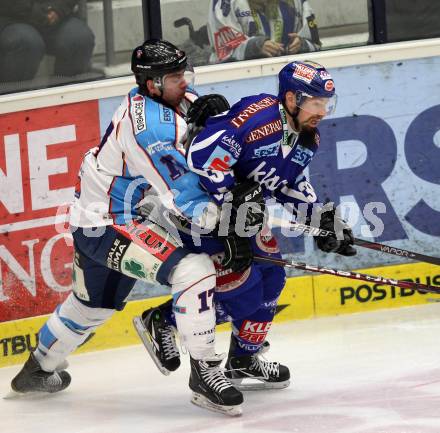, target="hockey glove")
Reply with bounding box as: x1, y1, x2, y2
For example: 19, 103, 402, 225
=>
221, 235, 253, 273
314, 207, 356, 256
187, 94, 230, 127
224, 180, 266, 235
